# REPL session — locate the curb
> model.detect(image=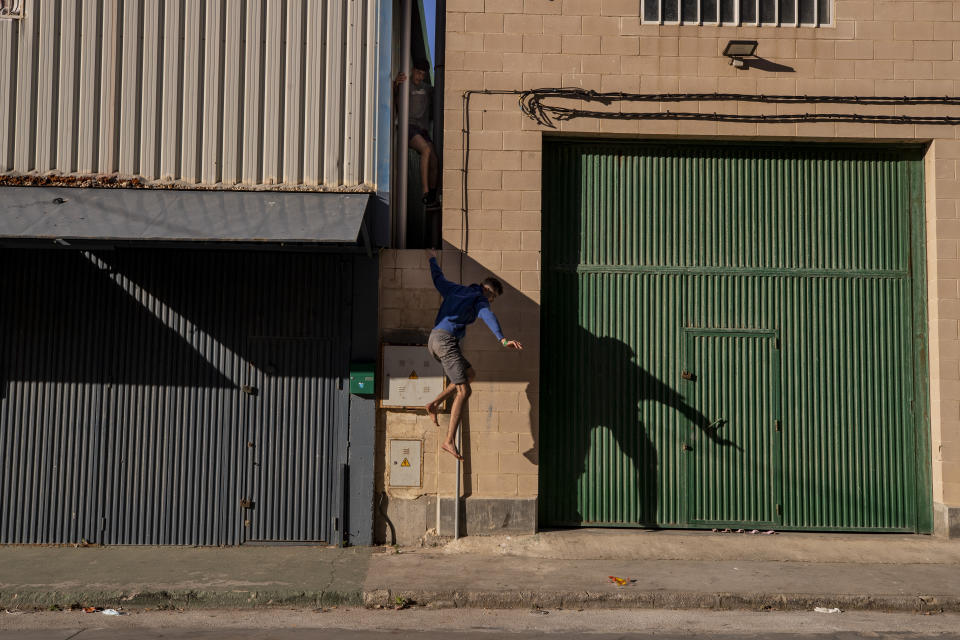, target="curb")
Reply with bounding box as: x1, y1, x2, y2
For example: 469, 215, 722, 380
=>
4, 588, 957, 613
362, 589, 960, 613
0, 589, 364, 610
